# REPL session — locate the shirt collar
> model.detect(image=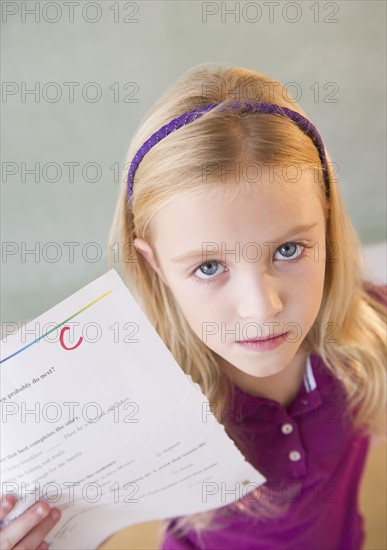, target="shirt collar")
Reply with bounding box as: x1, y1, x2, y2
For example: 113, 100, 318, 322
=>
303, 354, 317, 393
227, 353, 322, 423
